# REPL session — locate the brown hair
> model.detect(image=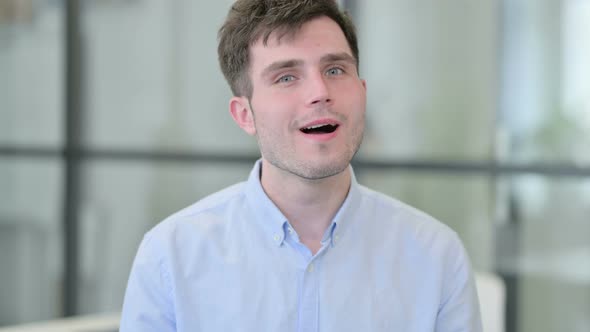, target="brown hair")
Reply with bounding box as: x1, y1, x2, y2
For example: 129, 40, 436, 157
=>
217, 0, 359, 98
